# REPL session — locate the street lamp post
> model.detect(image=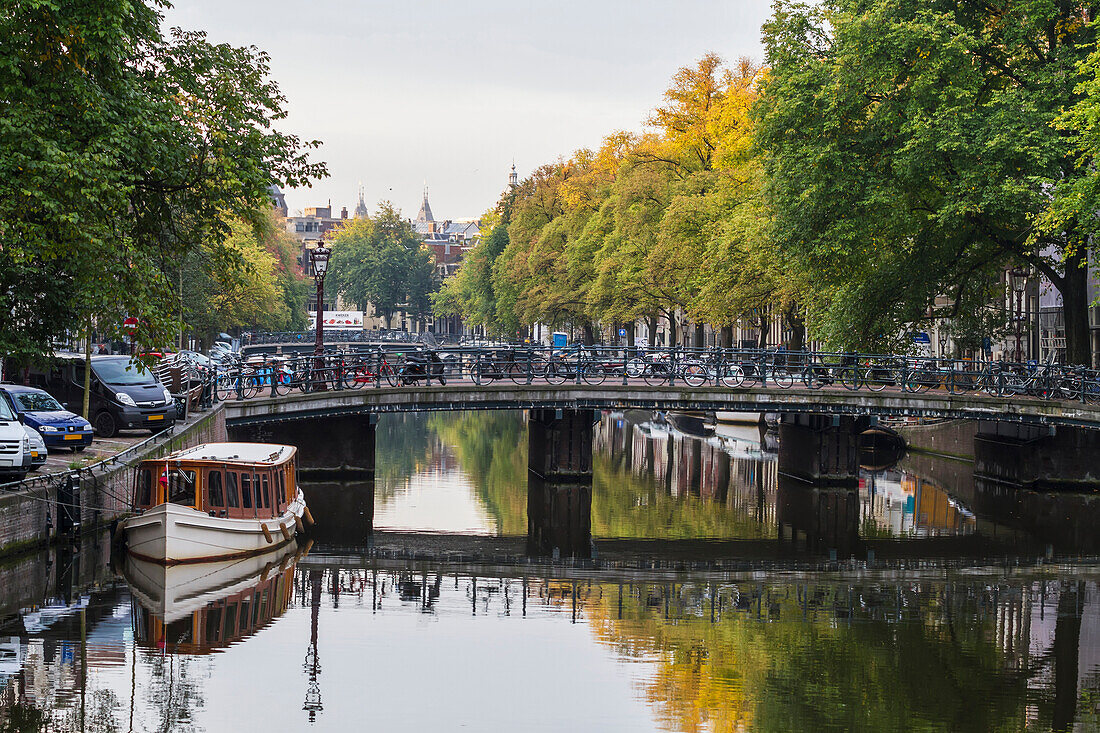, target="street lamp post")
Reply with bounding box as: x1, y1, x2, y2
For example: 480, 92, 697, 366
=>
308, 242, 331, 391
1010, 267, 1028, 362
